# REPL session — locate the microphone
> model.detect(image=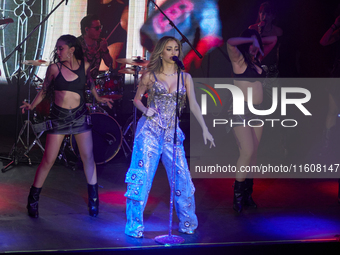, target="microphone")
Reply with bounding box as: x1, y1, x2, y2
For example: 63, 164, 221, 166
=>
172, 56, 184, 70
